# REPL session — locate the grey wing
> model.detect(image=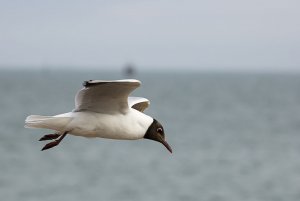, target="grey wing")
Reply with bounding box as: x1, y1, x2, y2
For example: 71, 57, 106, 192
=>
128, 97, 150, 112
74, 79, 141, 114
